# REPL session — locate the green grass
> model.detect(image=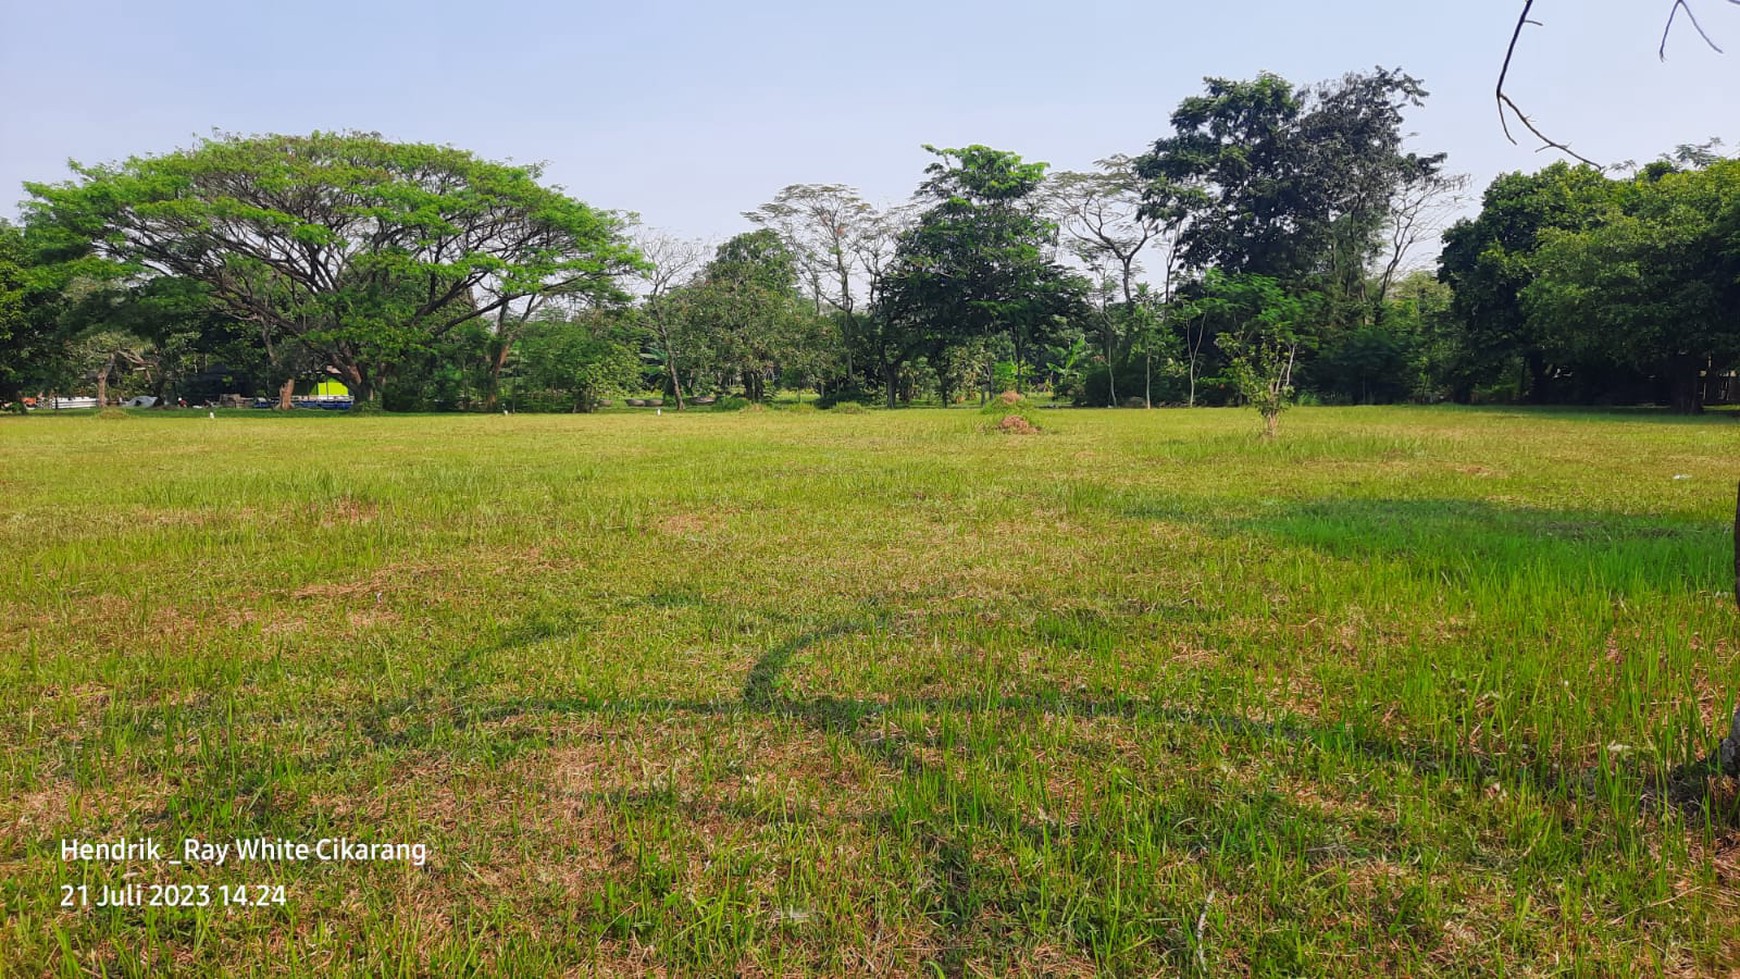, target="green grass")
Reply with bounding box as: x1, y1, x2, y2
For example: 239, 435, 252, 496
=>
2, 405, 1738, 976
